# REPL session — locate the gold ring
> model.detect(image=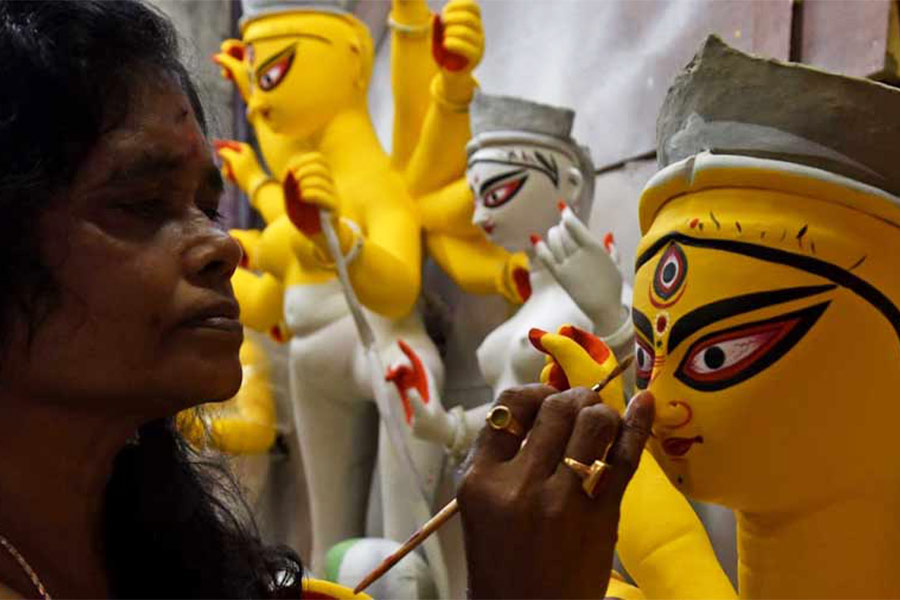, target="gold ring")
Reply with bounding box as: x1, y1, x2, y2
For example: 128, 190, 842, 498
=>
563, 457, 609, 499
485, 405, 525, 437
